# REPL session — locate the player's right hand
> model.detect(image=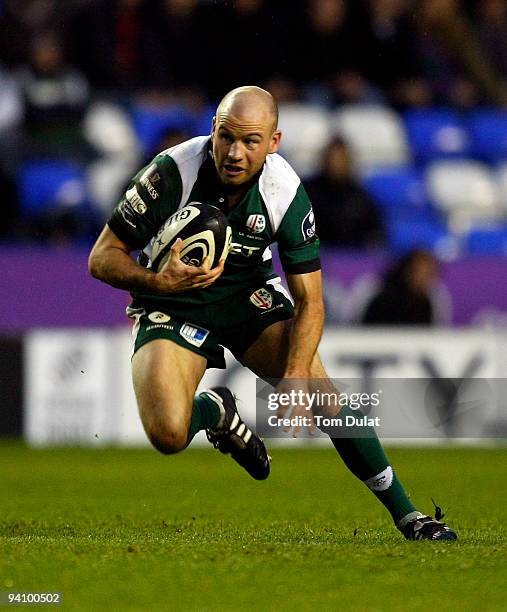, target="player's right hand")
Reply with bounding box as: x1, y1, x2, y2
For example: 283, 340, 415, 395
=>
275, 378, 317, 438
154, 238, 225, 293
